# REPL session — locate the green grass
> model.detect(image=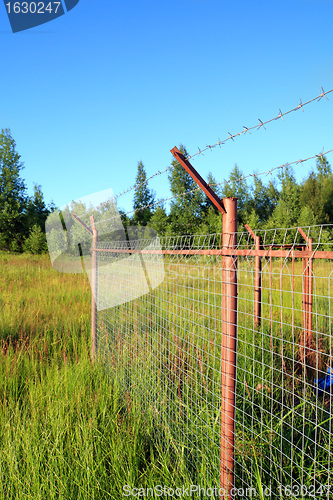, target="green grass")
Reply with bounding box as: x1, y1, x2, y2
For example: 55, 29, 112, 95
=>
97, 255, 333, 499
1, 252, 333, 499
0, 253, 196, 499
